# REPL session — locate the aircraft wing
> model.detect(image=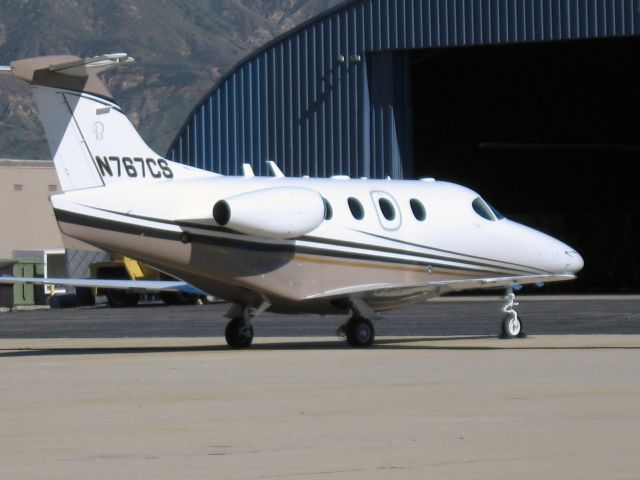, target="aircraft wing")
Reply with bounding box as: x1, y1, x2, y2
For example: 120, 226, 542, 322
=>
305, 274, 576, 301
0, 276, 206, 295
420, 274, 575, 294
